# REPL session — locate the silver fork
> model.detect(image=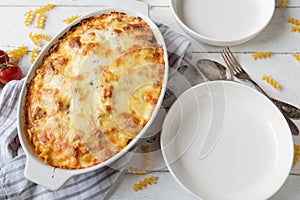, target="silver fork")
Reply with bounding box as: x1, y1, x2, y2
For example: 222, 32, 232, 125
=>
222, 47, 299, 136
